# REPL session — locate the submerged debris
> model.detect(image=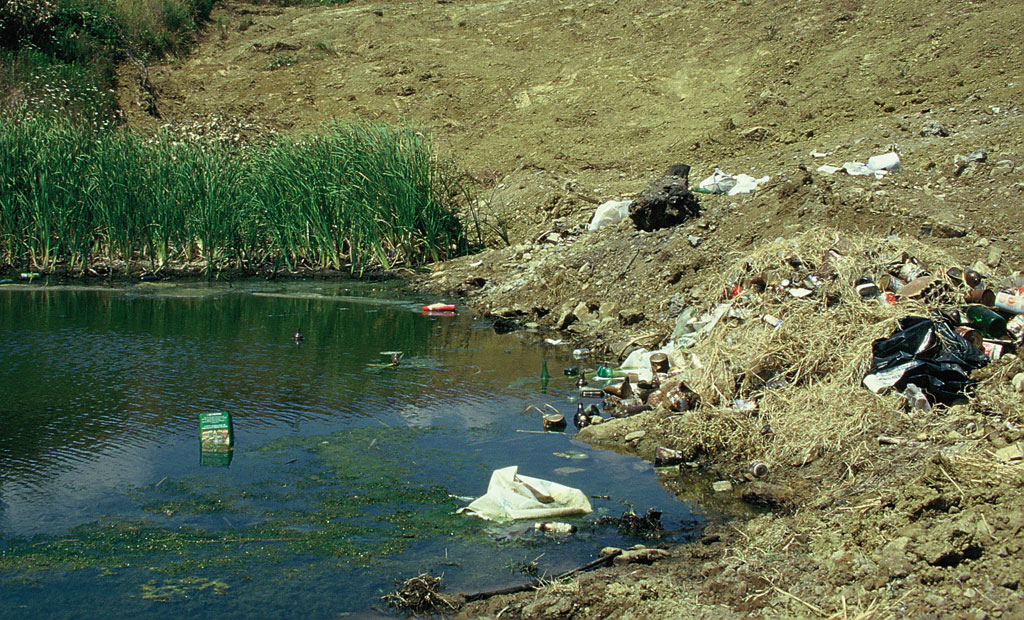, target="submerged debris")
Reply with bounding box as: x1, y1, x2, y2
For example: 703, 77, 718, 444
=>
596, 506, 664, 537
382, 573, 458, 614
